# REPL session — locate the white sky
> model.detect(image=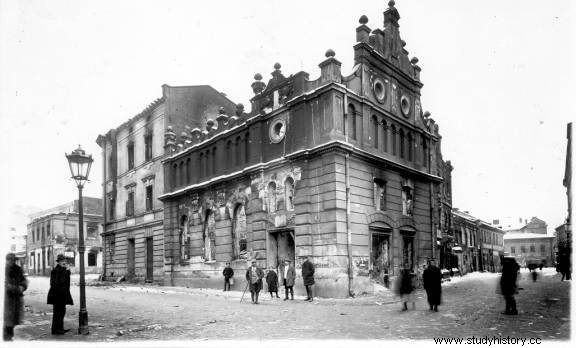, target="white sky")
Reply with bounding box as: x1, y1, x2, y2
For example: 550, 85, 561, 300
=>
1, 0, 574, 242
